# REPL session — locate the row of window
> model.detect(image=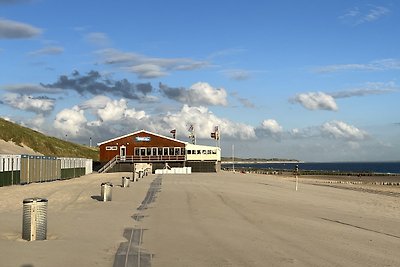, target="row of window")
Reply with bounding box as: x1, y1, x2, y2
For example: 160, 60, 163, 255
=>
105, 146, 218, 156
134, 147, 185, 157
187, 150, 217, 155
